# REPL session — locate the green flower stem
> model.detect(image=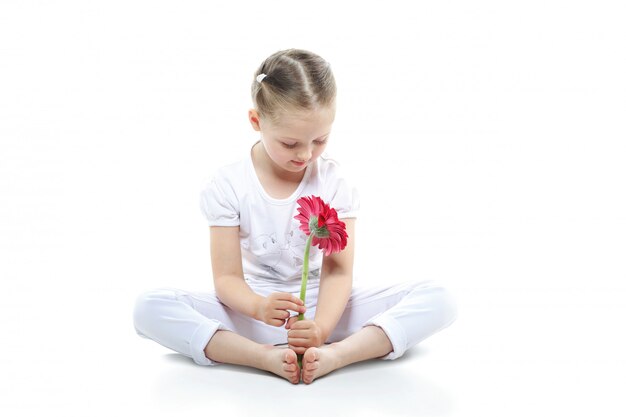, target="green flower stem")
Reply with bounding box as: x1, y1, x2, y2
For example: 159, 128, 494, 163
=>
296, 233, 314, 368
298, 233, 314, 319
